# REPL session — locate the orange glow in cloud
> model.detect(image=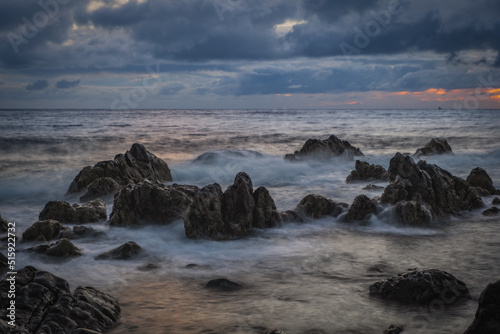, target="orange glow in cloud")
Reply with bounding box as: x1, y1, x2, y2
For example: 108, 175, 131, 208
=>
346, 101, 358, 105
486, 88, 500, 94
